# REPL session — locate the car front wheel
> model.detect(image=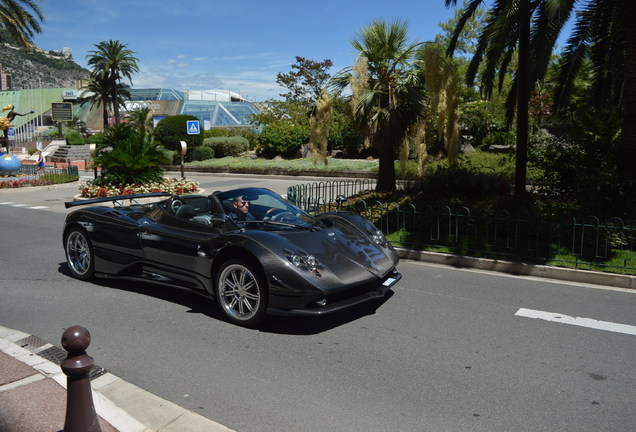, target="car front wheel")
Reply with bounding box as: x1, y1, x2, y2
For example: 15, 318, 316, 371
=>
65, 228, 95, 280
216, 259, 267, 327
